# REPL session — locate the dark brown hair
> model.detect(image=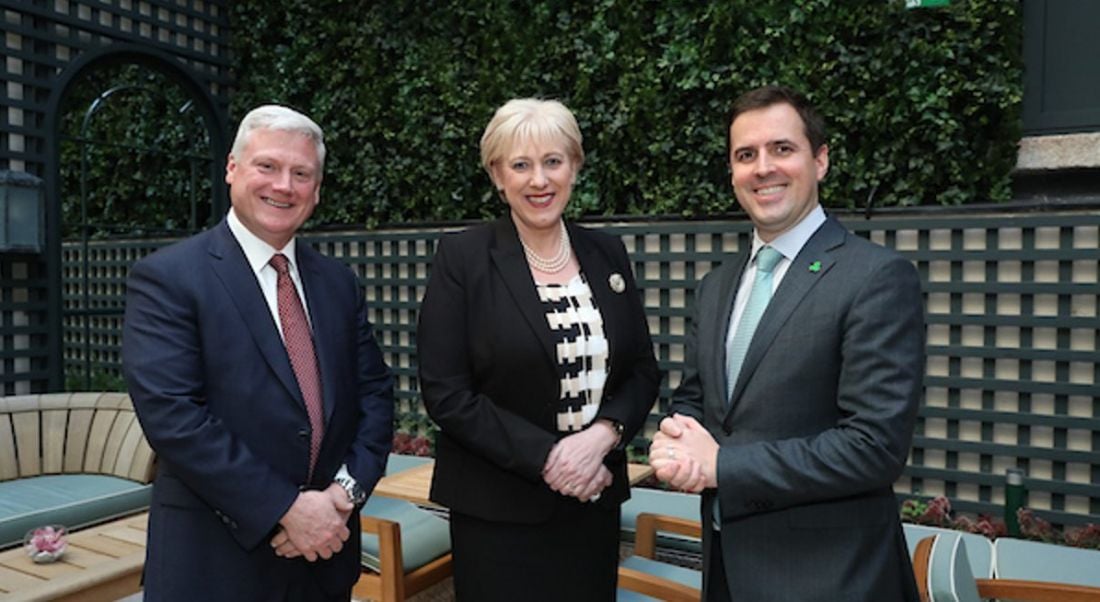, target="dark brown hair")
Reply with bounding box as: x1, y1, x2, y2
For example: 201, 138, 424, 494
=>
728, 85, 826, 153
